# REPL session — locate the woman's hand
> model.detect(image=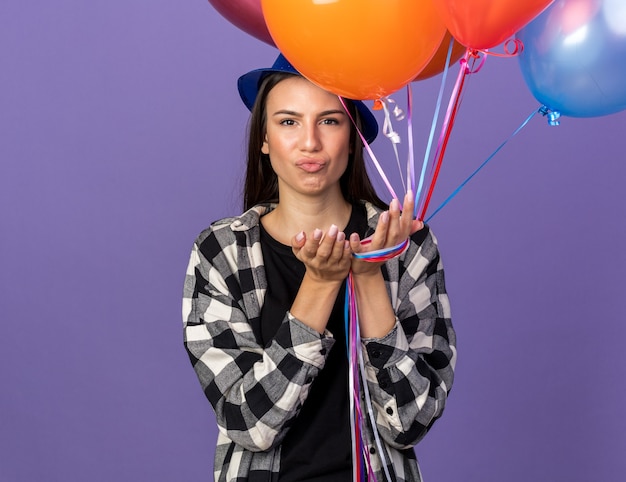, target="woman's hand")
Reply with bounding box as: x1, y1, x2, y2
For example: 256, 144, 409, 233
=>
291, 224, 352, 284
290, 224, 352, 334
350, 191, 424, 277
